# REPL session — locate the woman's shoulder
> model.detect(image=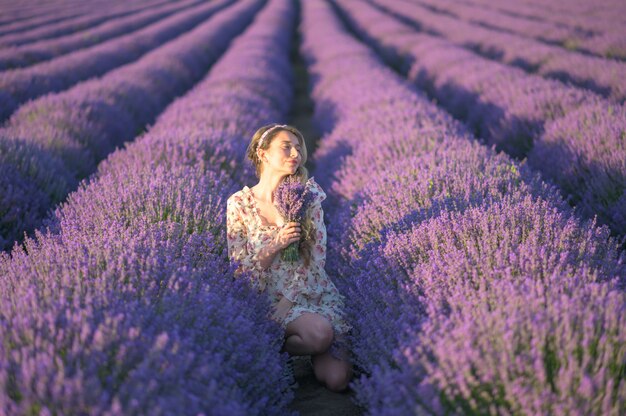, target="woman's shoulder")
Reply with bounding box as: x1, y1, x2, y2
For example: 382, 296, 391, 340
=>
227, 186, 251, 209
